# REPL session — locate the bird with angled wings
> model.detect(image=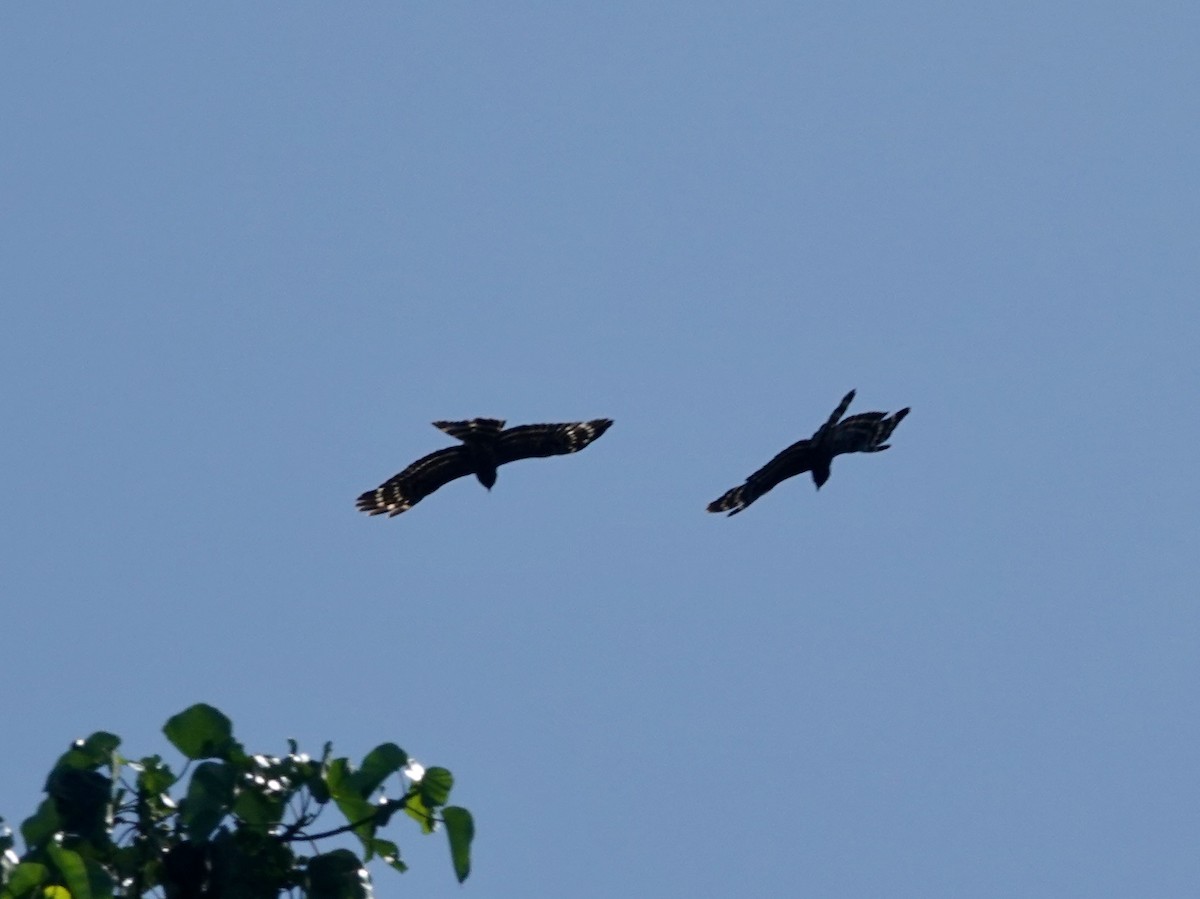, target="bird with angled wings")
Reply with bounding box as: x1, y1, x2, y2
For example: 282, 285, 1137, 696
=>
707, 390, 909, 516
